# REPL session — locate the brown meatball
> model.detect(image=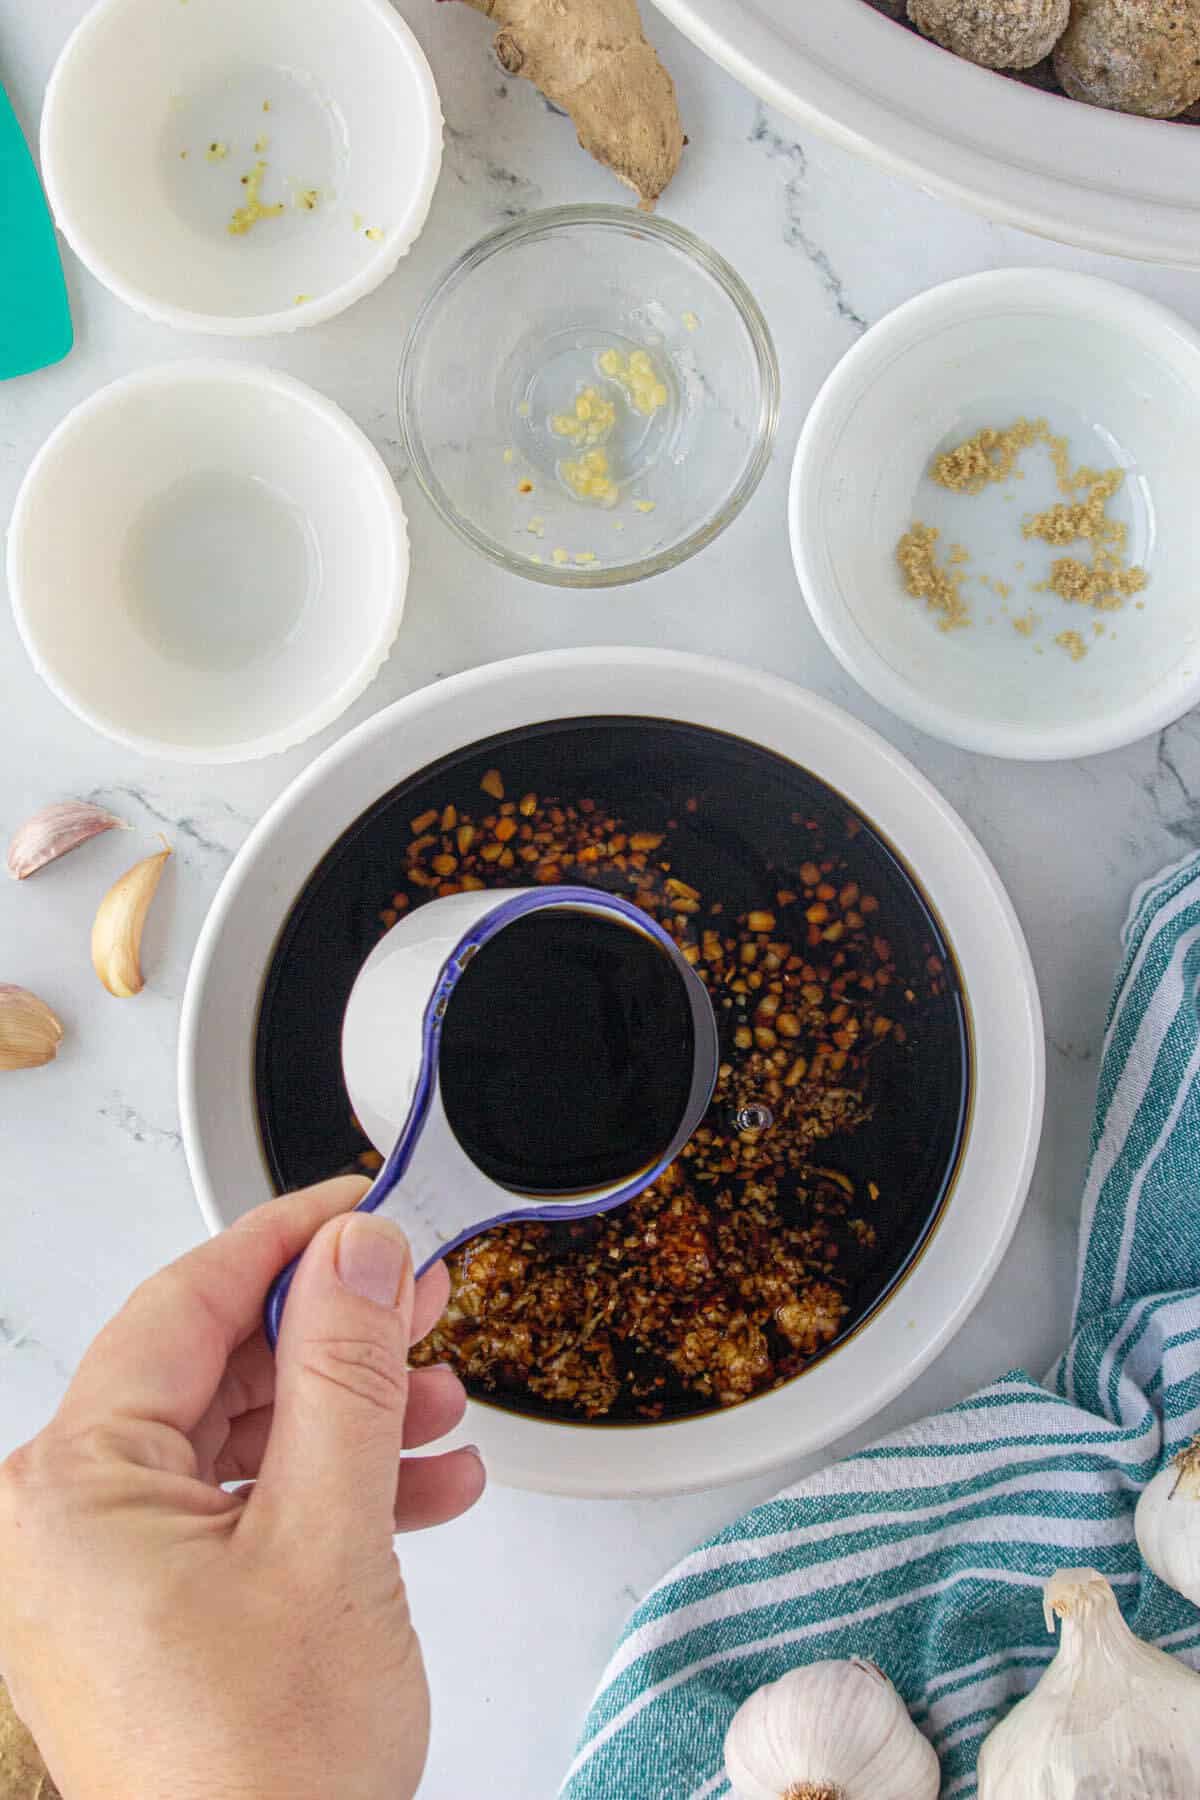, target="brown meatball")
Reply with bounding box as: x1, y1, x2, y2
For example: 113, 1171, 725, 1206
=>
908, 0, 1070, 68
1053, 0, 1200, 116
